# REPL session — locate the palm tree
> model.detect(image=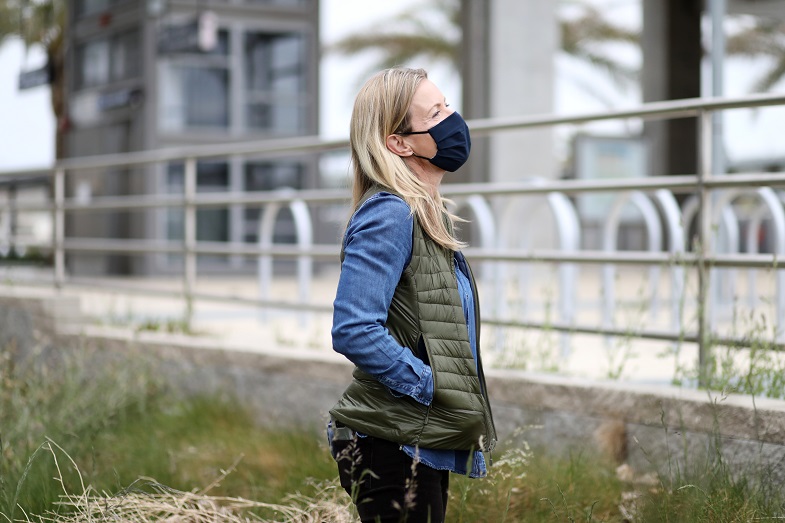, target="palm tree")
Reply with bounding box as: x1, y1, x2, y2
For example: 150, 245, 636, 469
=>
727, 17, 785, 92
328, 0, 640, 94
329, 0, 785, 96
0, 0, 67, 158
